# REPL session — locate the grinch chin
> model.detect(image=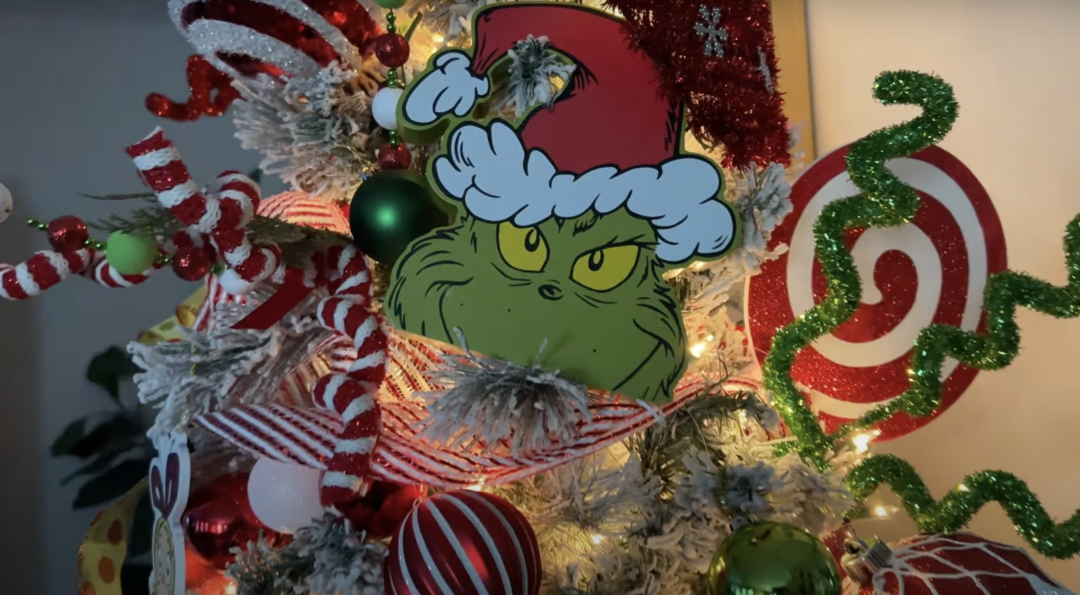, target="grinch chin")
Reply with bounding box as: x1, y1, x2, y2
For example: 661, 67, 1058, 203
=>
431, 277, 681, 402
